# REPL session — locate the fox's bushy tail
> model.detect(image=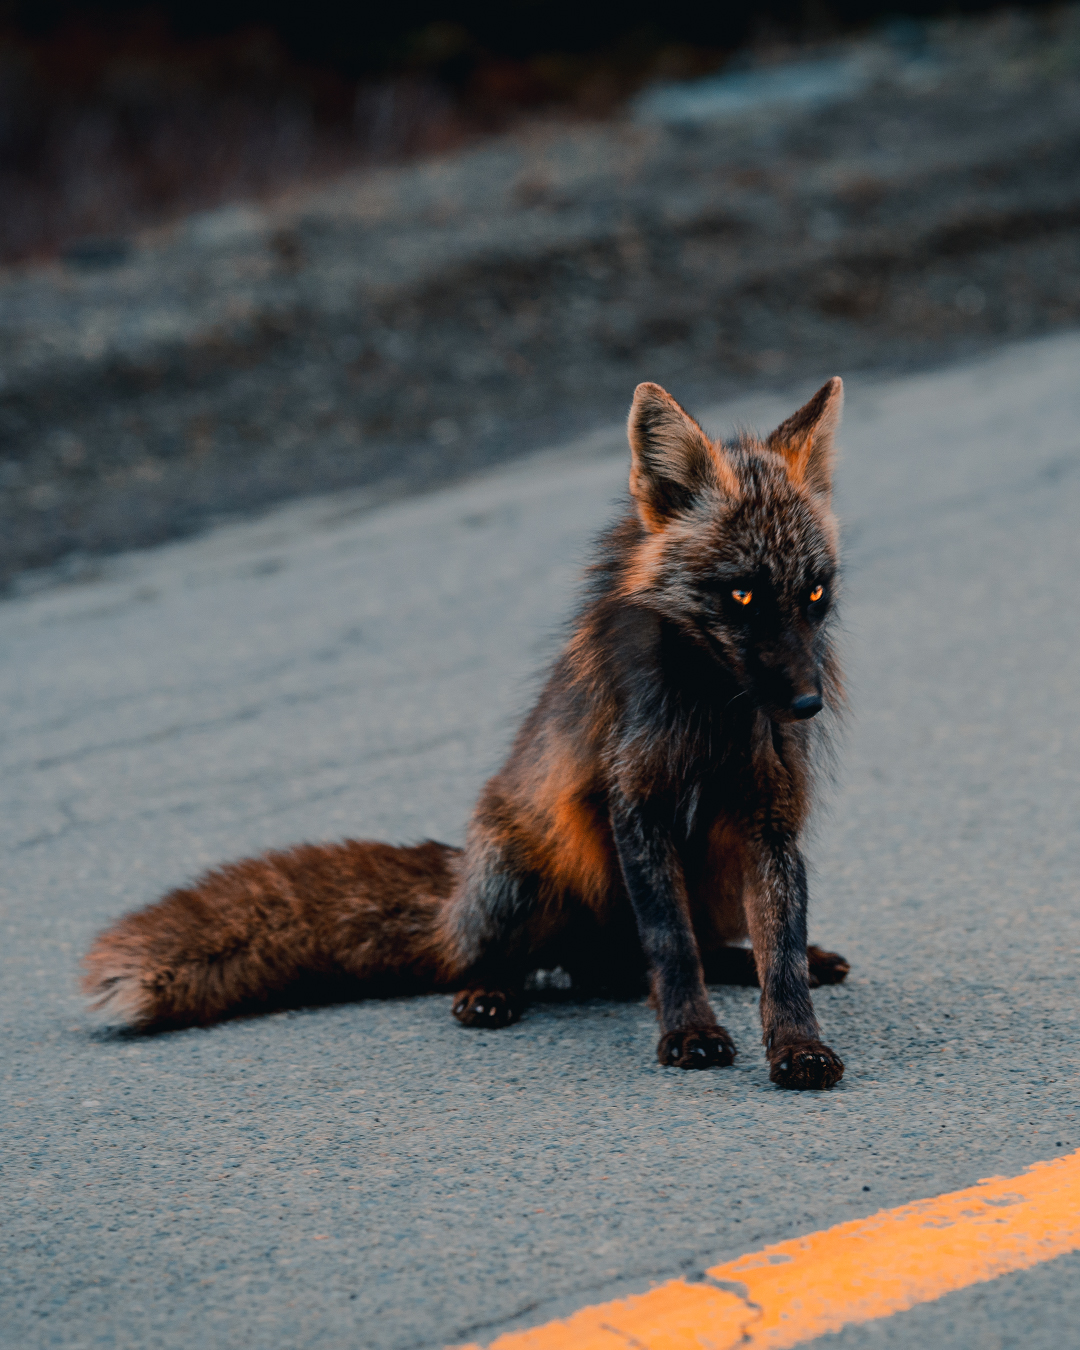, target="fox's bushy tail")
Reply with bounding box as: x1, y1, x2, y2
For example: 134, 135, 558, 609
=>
82, 839, 463, 1029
